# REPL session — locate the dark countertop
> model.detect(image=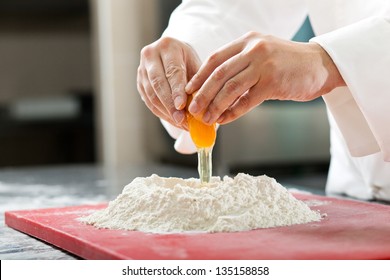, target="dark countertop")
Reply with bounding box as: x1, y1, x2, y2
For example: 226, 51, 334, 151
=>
0, 164, 332, 260
0, 164, 199, 260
